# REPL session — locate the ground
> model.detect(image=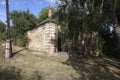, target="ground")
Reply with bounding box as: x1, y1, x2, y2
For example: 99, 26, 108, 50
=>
0, 45, 120, 80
